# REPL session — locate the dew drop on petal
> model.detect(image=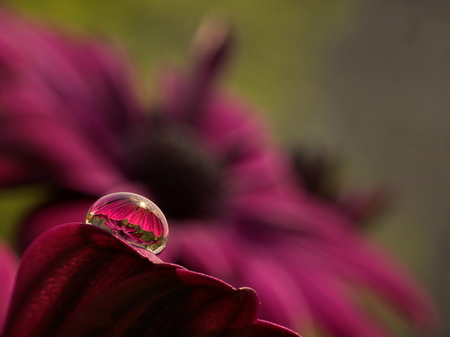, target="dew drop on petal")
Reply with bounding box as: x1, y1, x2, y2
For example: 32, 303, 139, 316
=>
85, 192, 169, 254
